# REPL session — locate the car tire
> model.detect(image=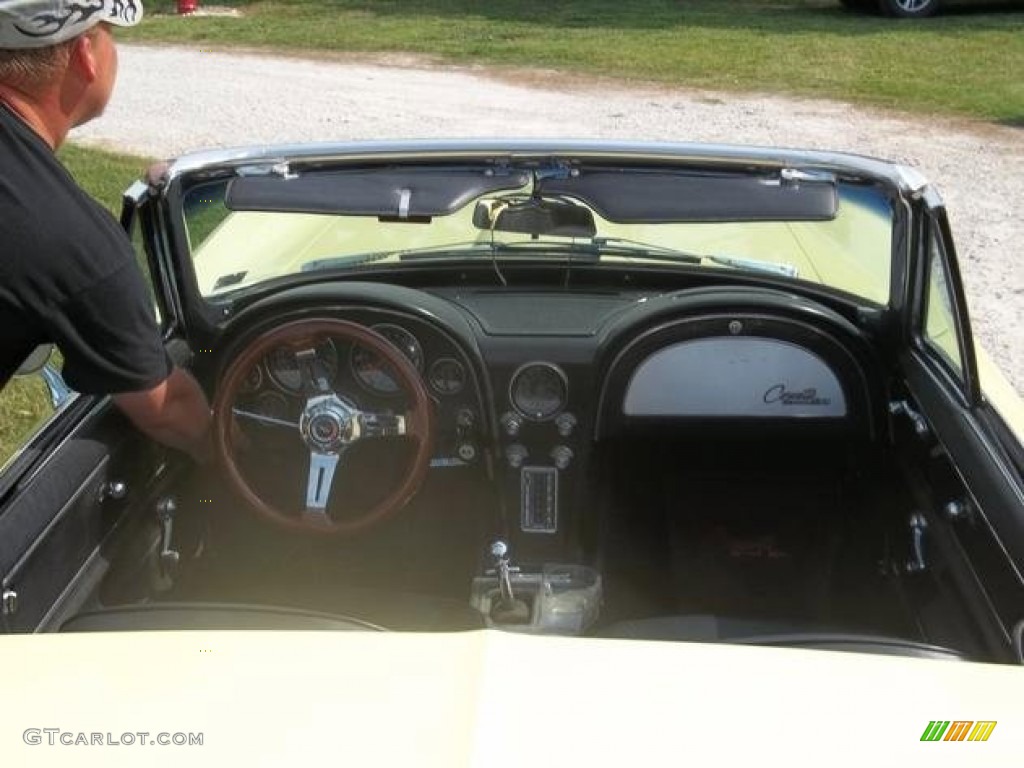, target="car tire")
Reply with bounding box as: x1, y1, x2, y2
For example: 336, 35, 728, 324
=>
879, 0, 940, 17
